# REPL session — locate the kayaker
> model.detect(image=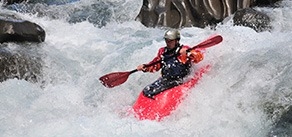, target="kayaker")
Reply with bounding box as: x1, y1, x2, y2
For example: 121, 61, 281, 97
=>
136, 29, 204, 99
